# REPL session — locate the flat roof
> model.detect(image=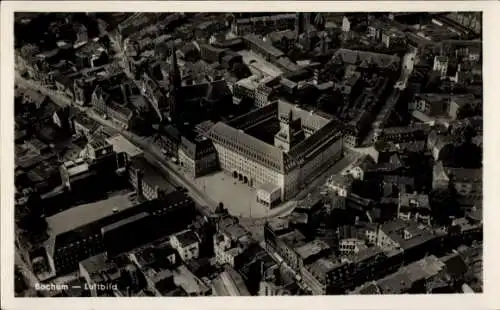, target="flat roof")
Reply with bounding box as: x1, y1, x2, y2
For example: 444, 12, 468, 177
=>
105, 134, 143, 158
101, 211, 149, 234
238, 49, 283, 77
277, 99, 330, 131
295, 240, 330, 260
173, 265, 209, 295
46, 192, 138, 237
258, 182, 281, 193
79, 253, 112, 275
223, 224, 250, 242
279, 230, 307, 248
